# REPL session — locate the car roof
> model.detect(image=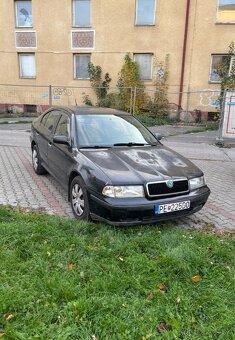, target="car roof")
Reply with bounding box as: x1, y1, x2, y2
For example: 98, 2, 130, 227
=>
51, 106, 130, 116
